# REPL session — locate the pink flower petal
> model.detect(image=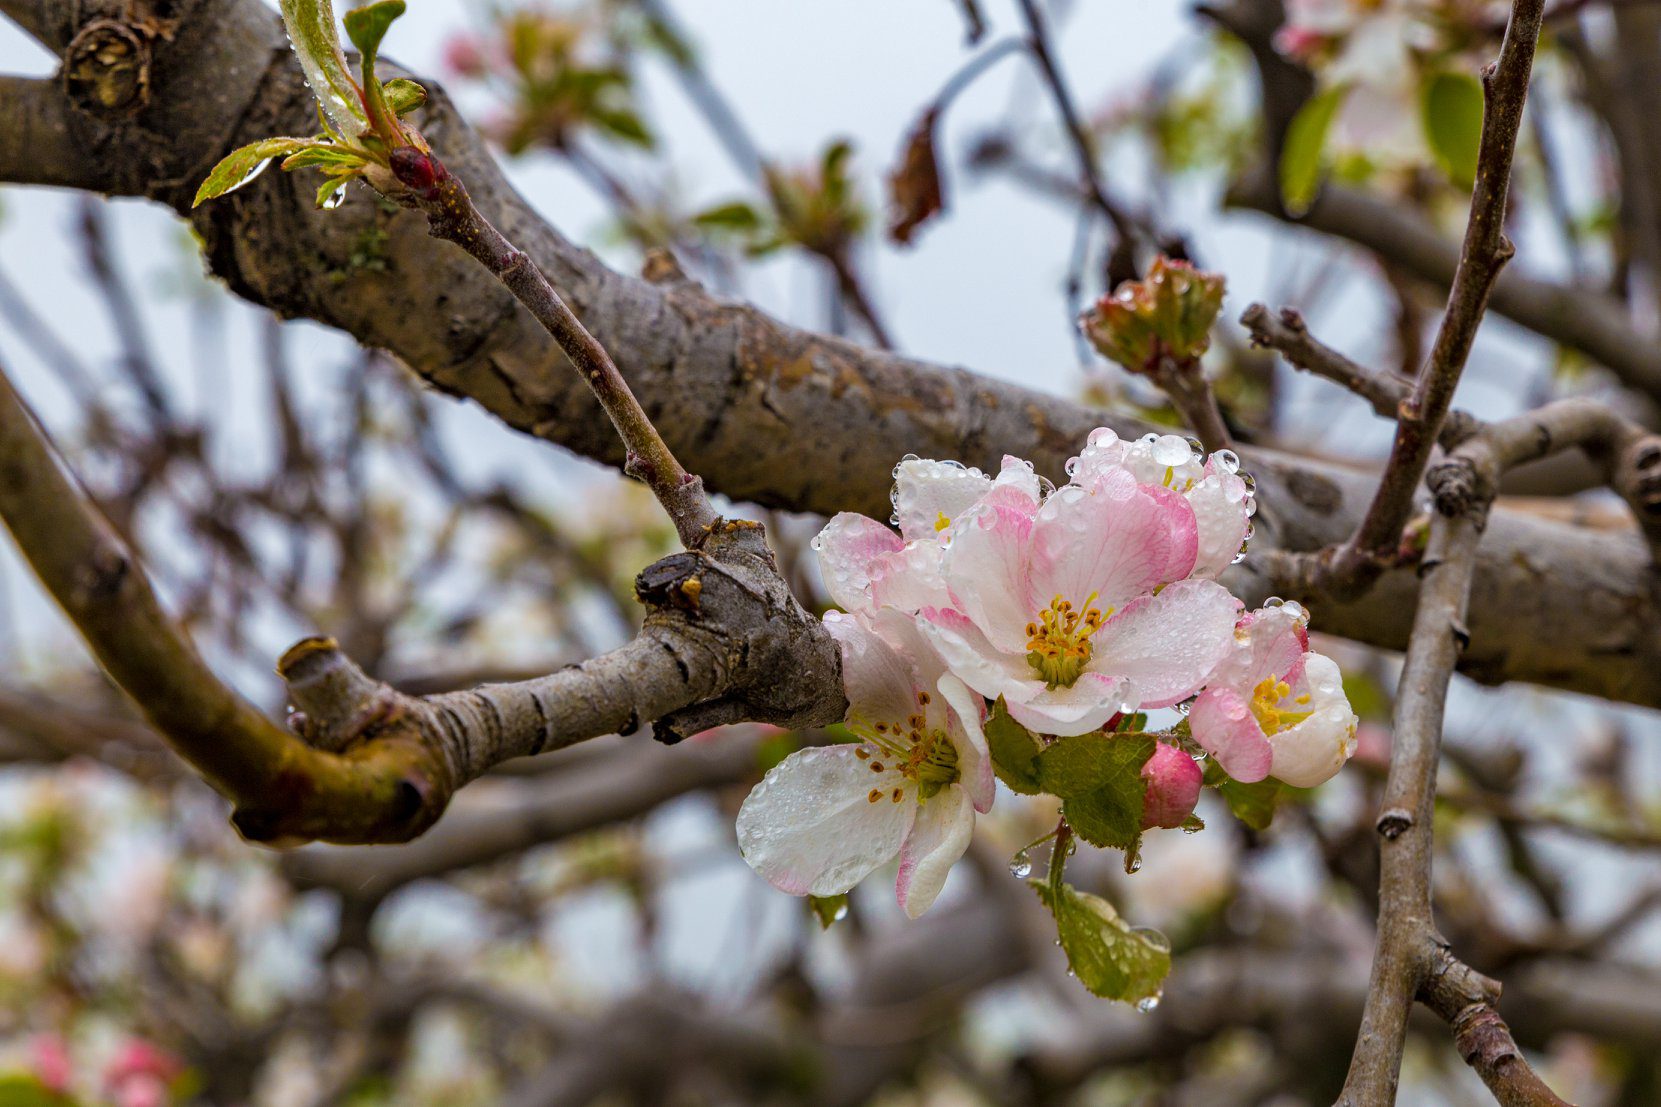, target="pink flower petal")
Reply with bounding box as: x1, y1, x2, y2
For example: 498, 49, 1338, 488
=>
1141, 742, 1203, 829
1093, 579, 1241, 709
815, 513, 903, 612
1189, 687, 1274, 782
1028, 477, 1199, 612
917, 606, 1046, 704
940, 501, 1037, 652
